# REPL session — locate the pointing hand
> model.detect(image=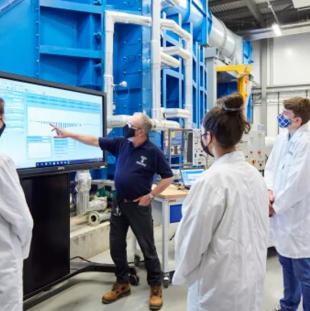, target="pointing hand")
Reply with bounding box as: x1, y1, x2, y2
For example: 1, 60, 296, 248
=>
50, 123, 70, 138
